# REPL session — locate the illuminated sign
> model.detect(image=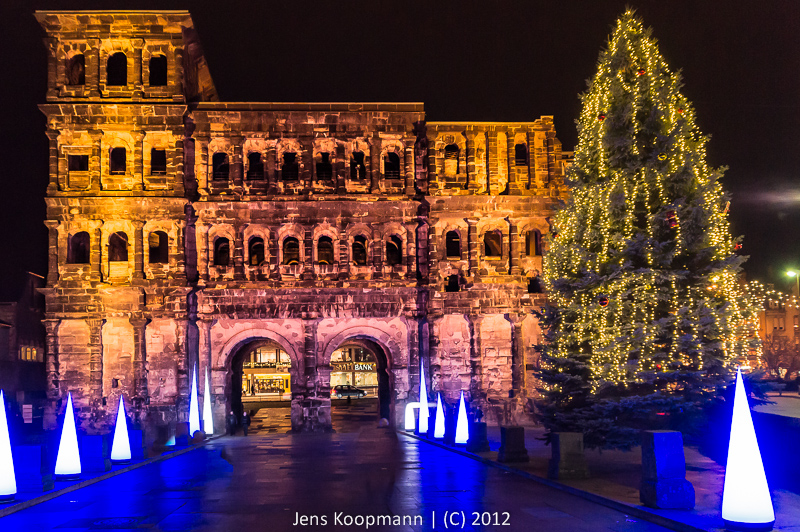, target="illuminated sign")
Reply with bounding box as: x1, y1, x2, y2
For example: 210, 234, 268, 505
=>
332, 362, 376, 372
